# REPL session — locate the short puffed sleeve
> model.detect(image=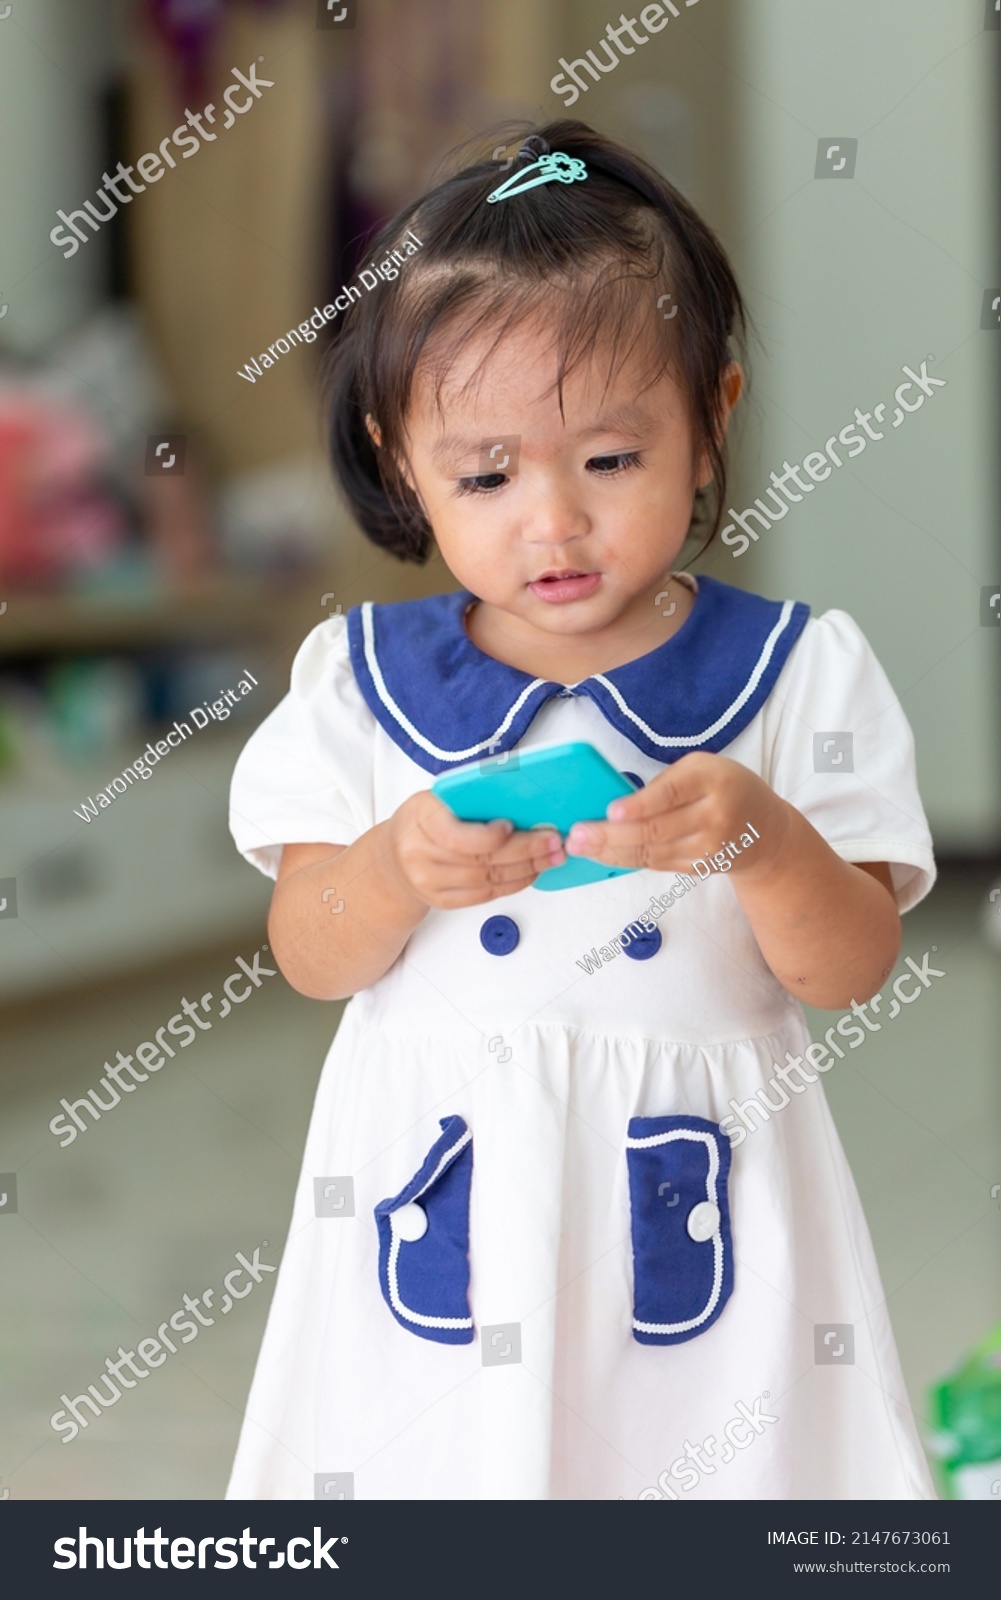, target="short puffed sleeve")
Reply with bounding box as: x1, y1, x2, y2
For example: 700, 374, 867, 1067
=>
229, 615, 375, 879
760, 609, 936, 913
